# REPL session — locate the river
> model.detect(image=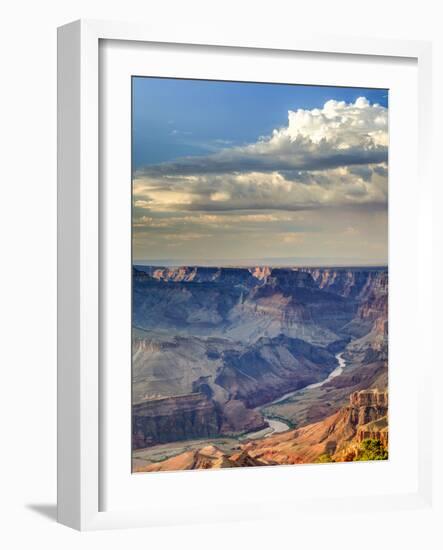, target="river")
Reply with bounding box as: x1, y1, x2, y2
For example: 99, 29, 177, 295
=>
242, 352, 347, 440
